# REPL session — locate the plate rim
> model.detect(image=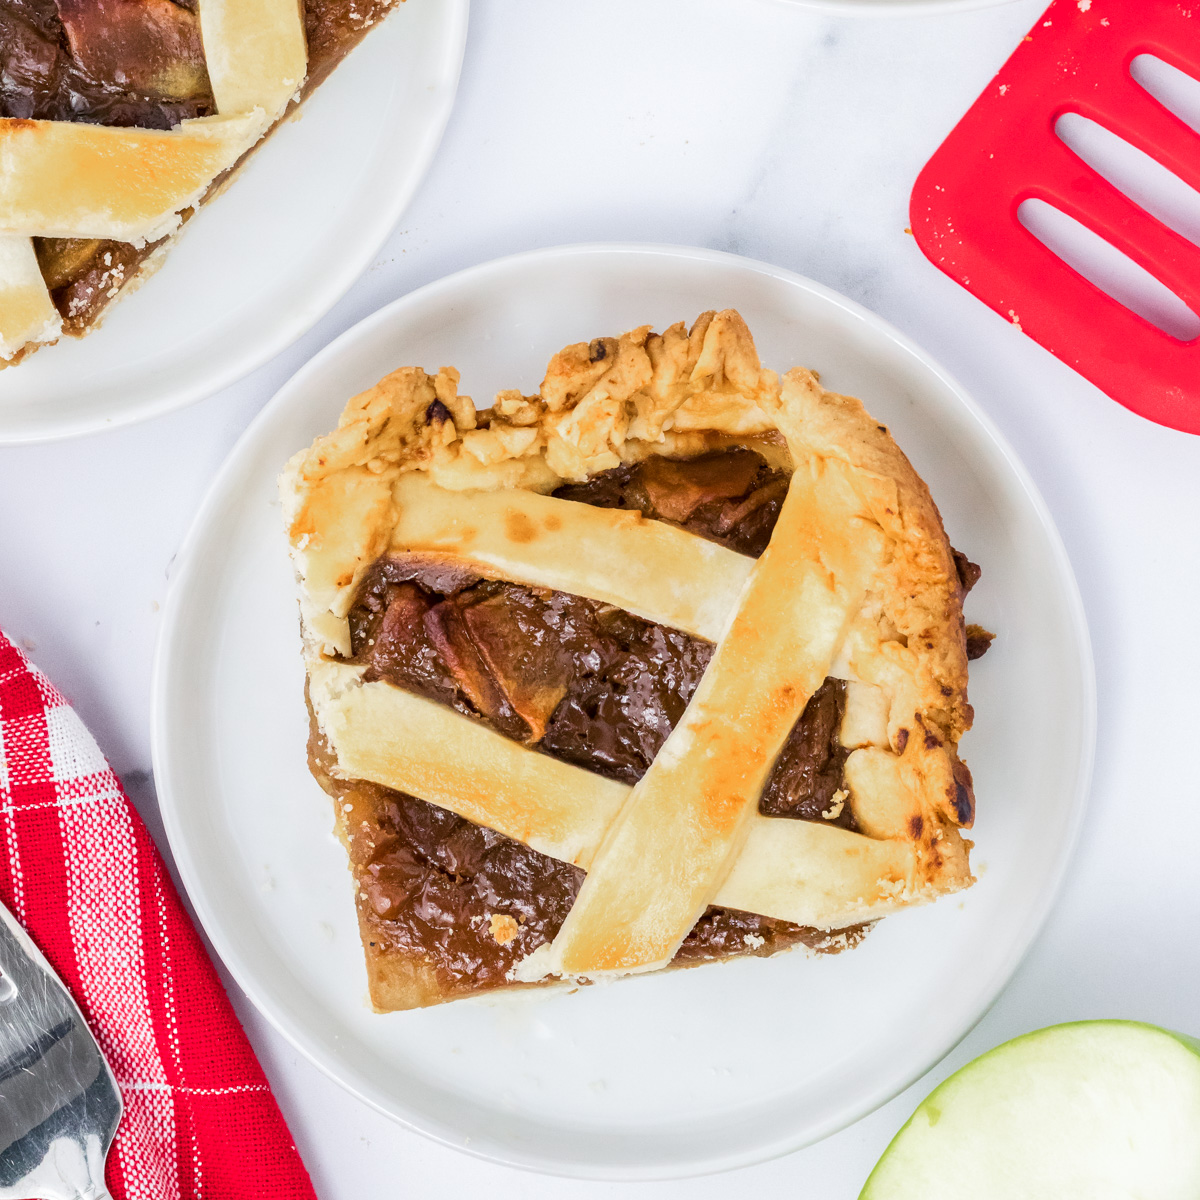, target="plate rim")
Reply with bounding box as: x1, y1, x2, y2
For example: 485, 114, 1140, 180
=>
151, 240, 1097, 1180
0, 0, 469, 447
